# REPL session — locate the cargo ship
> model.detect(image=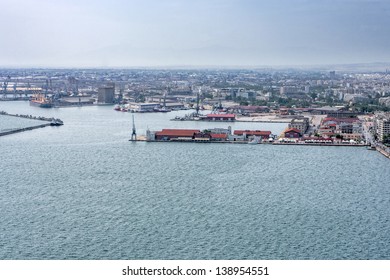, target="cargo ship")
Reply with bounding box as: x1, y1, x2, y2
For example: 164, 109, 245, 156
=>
29, 94, 53, 108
